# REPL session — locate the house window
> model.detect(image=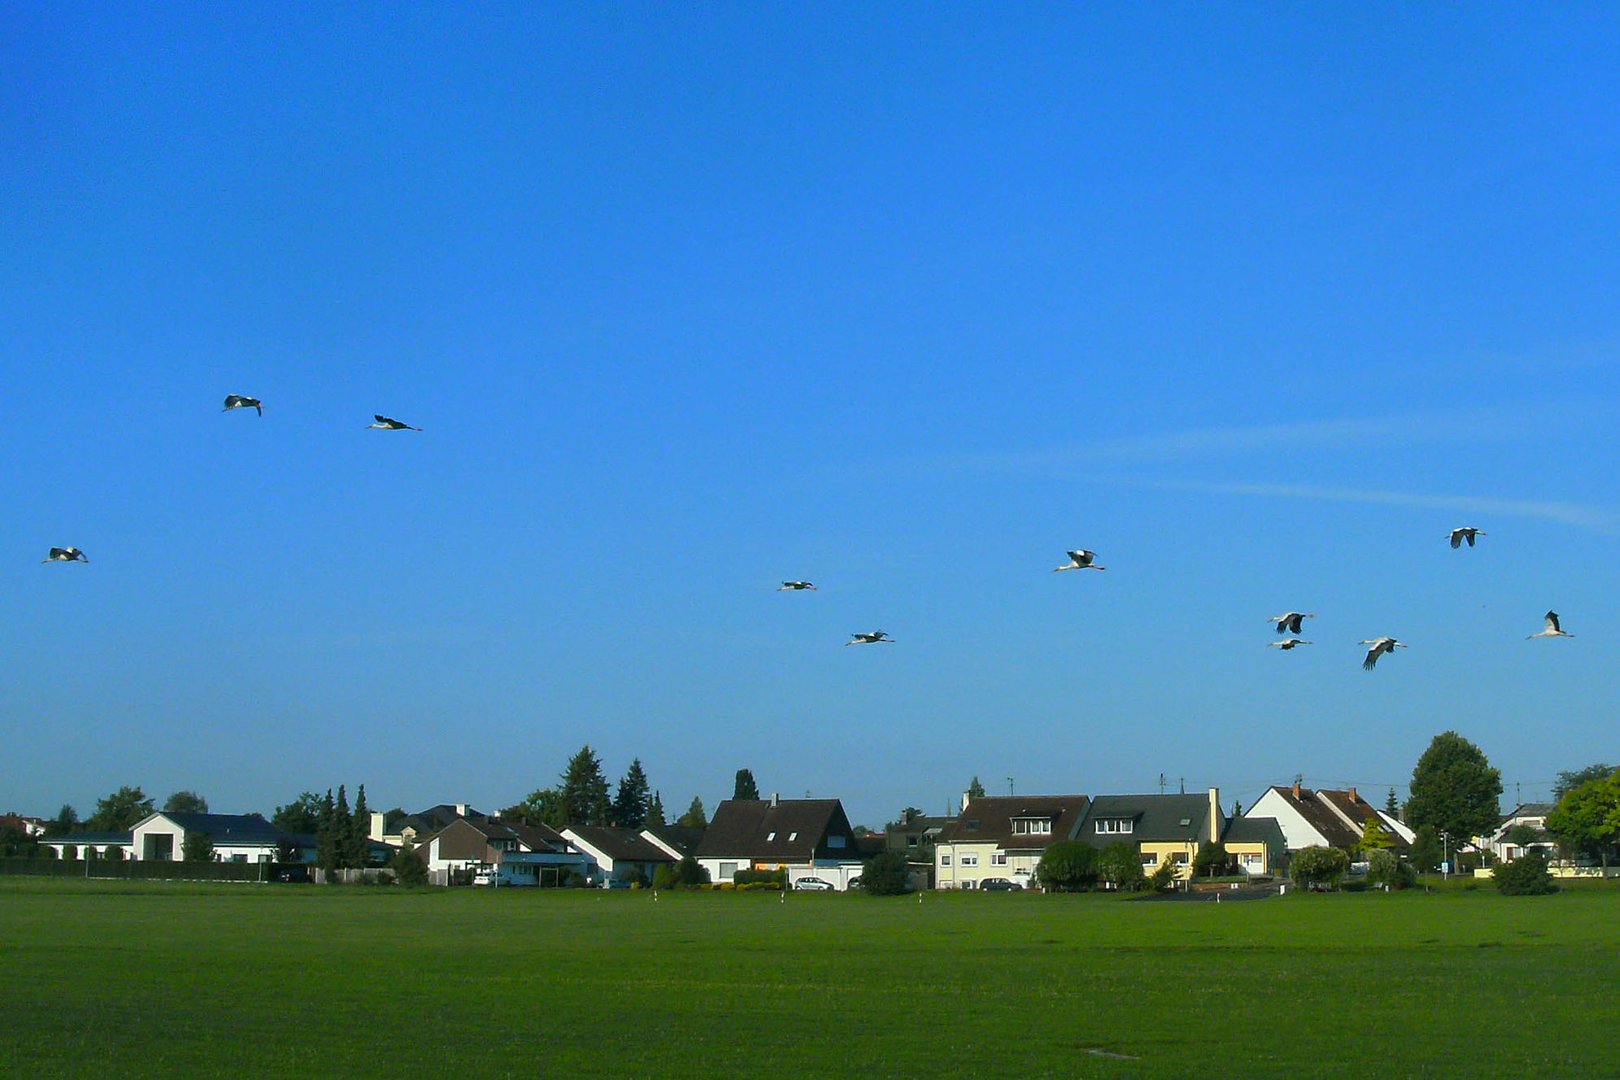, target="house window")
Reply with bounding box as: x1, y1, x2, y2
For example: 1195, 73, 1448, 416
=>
941, 855, 952, 866
1171, 852, 1189, 864
1095, 819, 1134, 835
230, 854, 248, 863
719, 862, 738, 880
788, 832, 798, 842
766, 832, 776, 841
961, 854, 979, 867
992, 852, 1007, 866
907, 835, 919, 848
1140, 853, 1158, 866
1012, 818, 1051, 835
